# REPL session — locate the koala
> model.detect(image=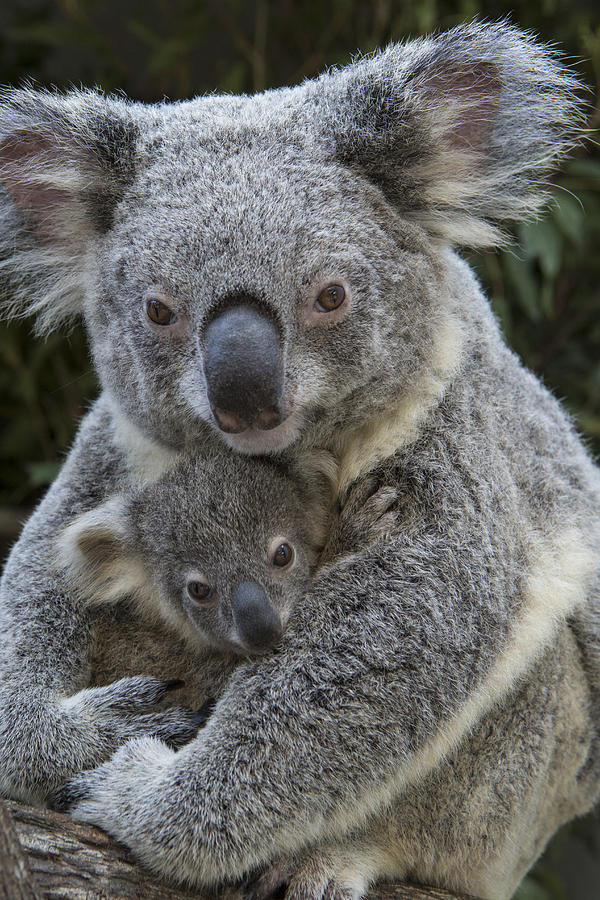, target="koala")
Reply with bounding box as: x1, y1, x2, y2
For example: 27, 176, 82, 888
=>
56, 448, 394, 655
1, 19, 599, 900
